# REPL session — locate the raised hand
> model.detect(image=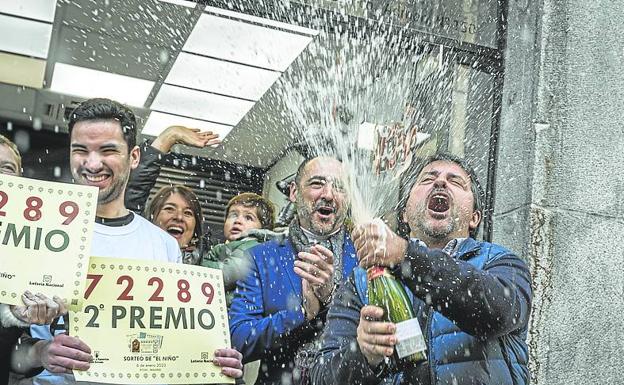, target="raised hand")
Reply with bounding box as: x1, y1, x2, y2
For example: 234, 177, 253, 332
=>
151, 126, 221, 153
